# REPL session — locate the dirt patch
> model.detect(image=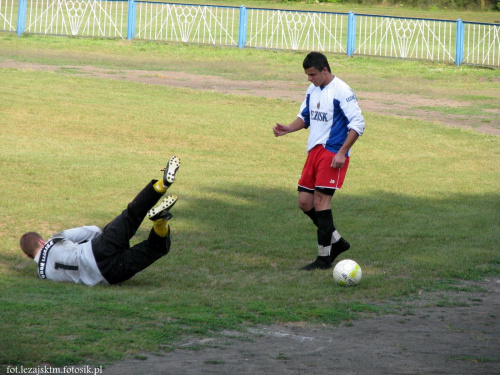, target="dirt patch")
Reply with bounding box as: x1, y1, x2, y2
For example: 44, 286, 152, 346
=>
102, 279, 499, 375
1, 60, 498, 135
